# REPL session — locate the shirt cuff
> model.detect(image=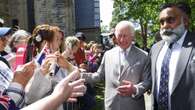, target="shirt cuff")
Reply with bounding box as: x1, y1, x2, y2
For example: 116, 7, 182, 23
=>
9, 82, 24, 90
131, 85, 139, 98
